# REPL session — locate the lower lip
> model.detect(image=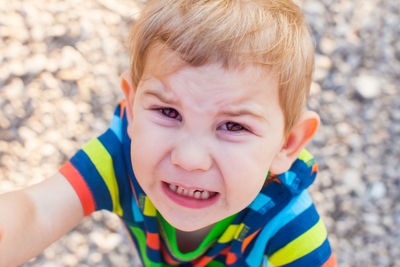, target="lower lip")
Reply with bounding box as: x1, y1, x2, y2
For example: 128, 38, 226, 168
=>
161, 182, 220, 209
